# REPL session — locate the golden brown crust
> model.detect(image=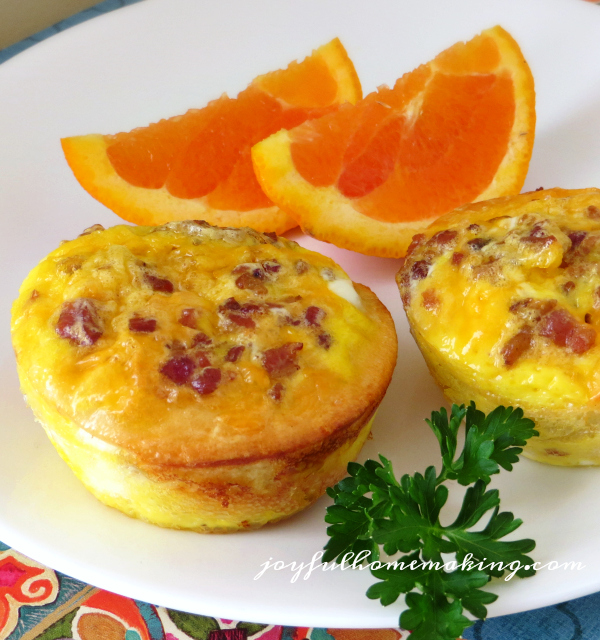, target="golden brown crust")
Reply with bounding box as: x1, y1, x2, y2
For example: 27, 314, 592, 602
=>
43, 396, 378, 532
